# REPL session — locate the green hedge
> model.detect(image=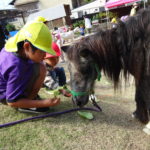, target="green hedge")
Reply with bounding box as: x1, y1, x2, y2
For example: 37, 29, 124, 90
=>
6, 23, 16, 32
